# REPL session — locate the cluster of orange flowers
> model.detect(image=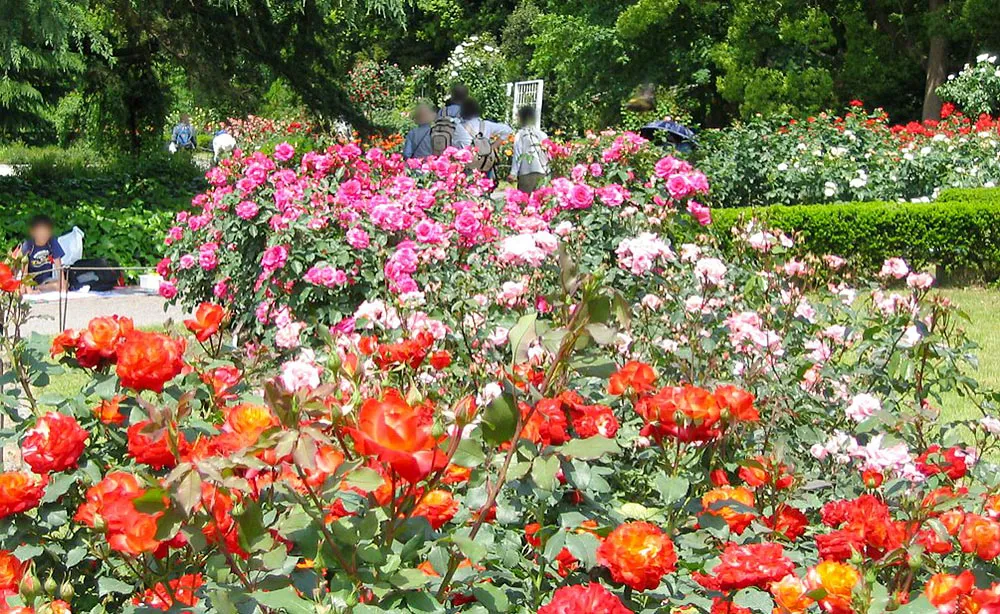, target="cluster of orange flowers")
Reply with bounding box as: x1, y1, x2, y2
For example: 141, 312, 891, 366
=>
50, 316, 186, 393
609, 361, 758, 443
